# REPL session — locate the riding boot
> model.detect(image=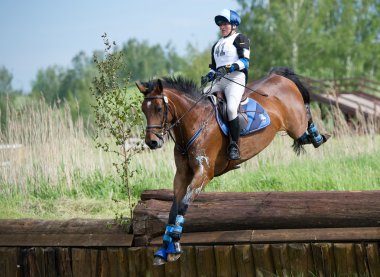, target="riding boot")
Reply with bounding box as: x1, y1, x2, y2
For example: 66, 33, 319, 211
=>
227, 117, 240, 160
